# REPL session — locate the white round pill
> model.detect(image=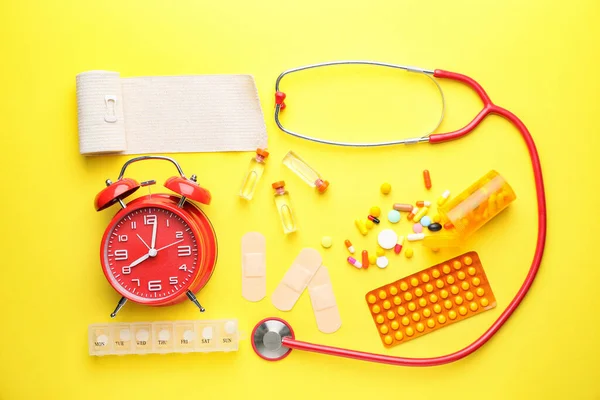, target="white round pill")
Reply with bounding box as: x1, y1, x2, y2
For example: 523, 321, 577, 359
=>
119, 329, 131, 341
202, 327, 213, 340
183, 329, 195, 342
224, 321, 237, 334
376, 256, 389, 269
158, 329, 171, 341
378, 229, 398, 250
96, 334, 108, 345
135, 329, 149, 342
